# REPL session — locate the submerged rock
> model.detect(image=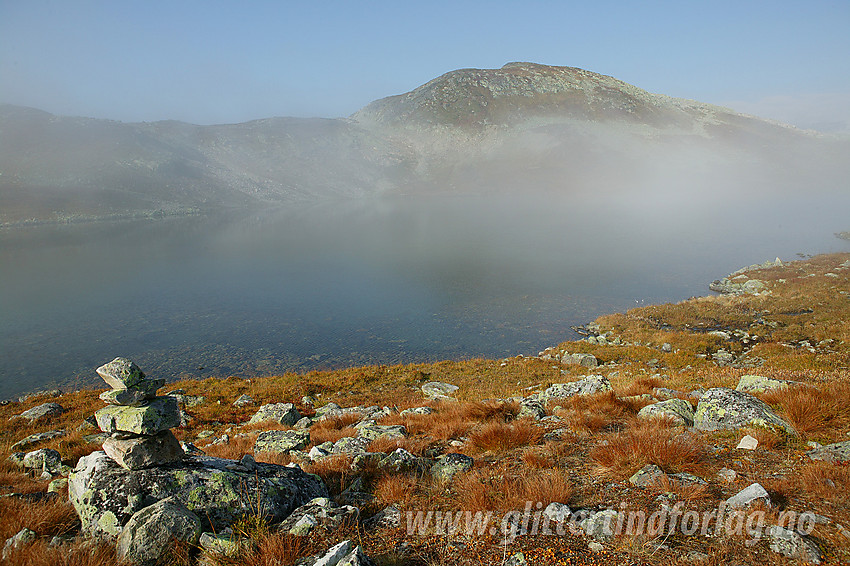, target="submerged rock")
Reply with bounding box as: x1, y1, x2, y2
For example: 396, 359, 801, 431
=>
69, 451, 327, 539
